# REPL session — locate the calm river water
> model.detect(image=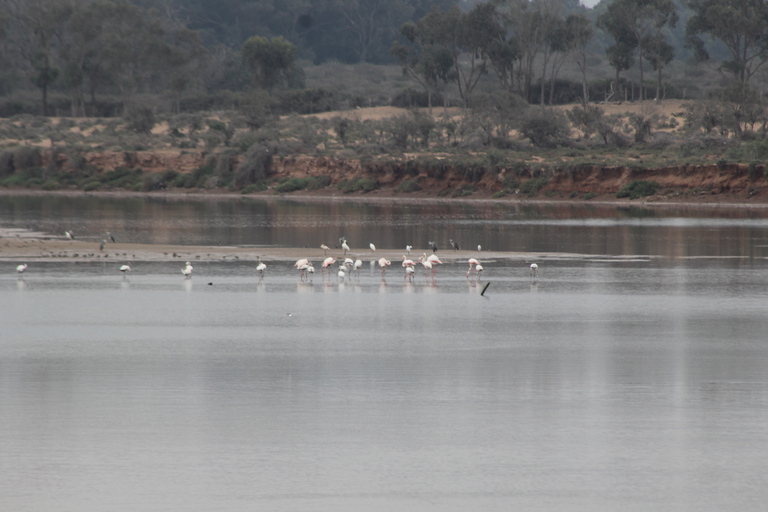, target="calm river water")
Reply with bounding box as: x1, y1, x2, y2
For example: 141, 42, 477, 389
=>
2, 195, 768, 511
